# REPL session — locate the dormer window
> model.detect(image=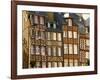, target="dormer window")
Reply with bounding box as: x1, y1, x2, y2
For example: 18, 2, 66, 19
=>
53, 23, 56, 29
